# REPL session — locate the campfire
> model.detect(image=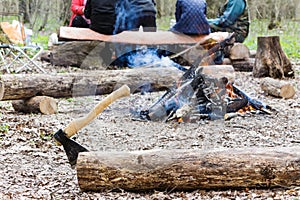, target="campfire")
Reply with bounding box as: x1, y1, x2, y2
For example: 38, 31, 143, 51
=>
127, 34, 273, 122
